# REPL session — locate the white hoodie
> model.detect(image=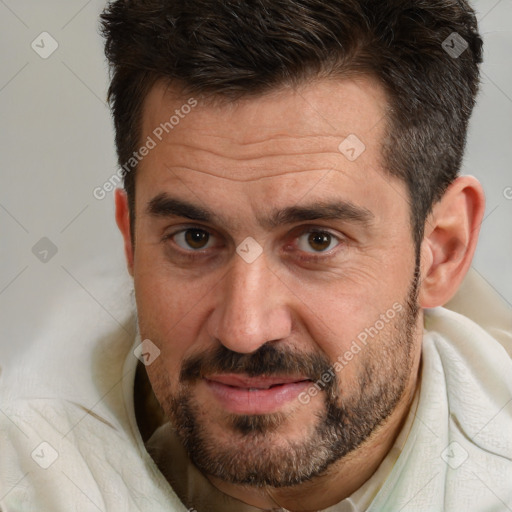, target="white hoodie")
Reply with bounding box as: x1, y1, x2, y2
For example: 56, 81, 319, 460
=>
0, 268, 510, 511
